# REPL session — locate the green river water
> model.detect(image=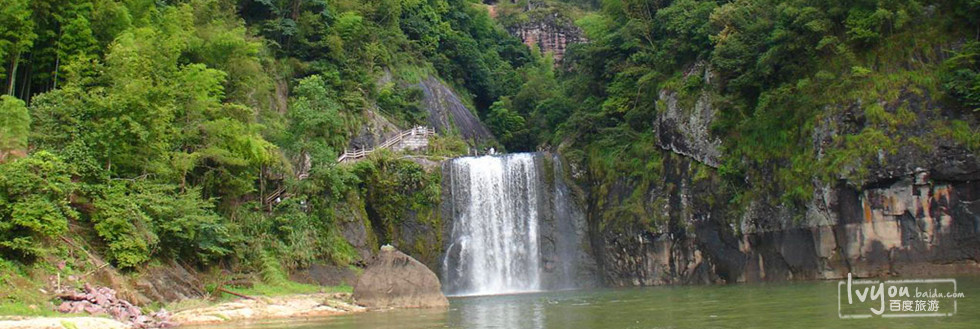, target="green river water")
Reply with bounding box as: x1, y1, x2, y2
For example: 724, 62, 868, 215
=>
199, 276, 980, 329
